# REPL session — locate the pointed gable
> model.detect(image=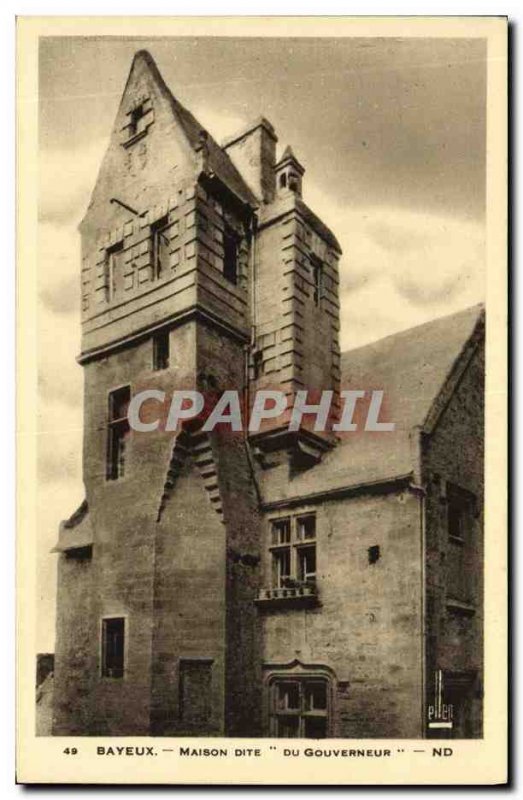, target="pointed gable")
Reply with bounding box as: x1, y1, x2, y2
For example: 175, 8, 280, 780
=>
81, 50, 256, 233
